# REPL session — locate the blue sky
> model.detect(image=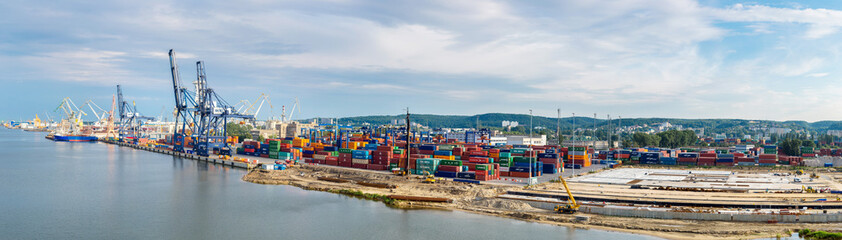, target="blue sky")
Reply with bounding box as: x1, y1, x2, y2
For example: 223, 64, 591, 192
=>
2, 0, 842, 122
